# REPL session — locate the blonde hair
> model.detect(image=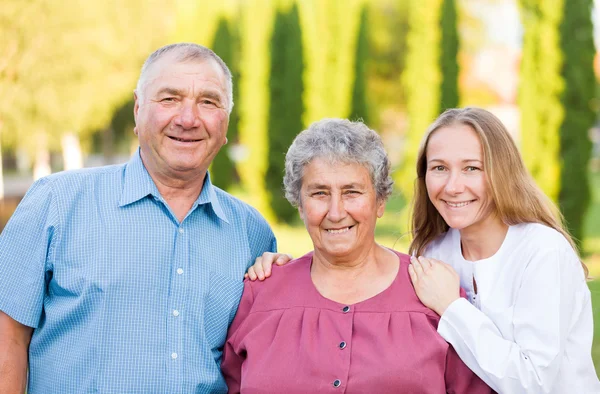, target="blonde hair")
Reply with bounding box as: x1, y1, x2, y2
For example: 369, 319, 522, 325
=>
408, 107, 588, 277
